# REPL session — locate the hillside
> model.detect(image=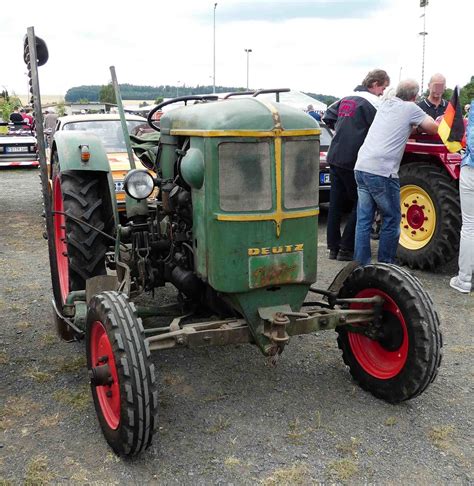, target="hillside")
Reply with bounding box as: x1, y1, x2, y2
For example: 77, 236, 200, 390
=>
65, 84, 338, 105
